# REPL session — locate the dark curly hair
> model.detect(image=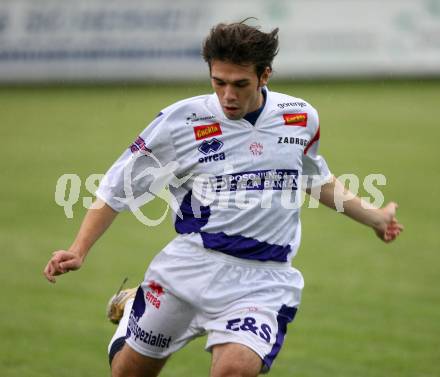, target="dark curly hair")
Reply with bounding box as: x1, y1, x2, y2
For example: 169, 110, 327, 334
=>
202, 19, 279, 78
